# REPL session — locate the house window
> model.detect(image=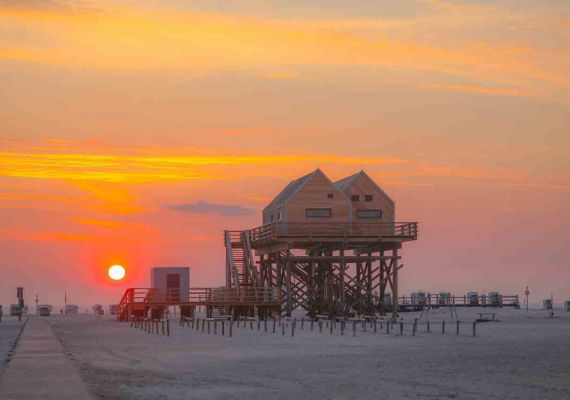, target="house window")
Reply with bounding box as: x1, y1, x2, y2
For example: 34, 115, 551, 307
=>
277, 212, 282, 221
327, 193, 334, 199
306, 208, 332, 217
356, 209, 382, 218
270, 214, 275, 222
351, 195, 360, 202
365, 195, 373, 202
